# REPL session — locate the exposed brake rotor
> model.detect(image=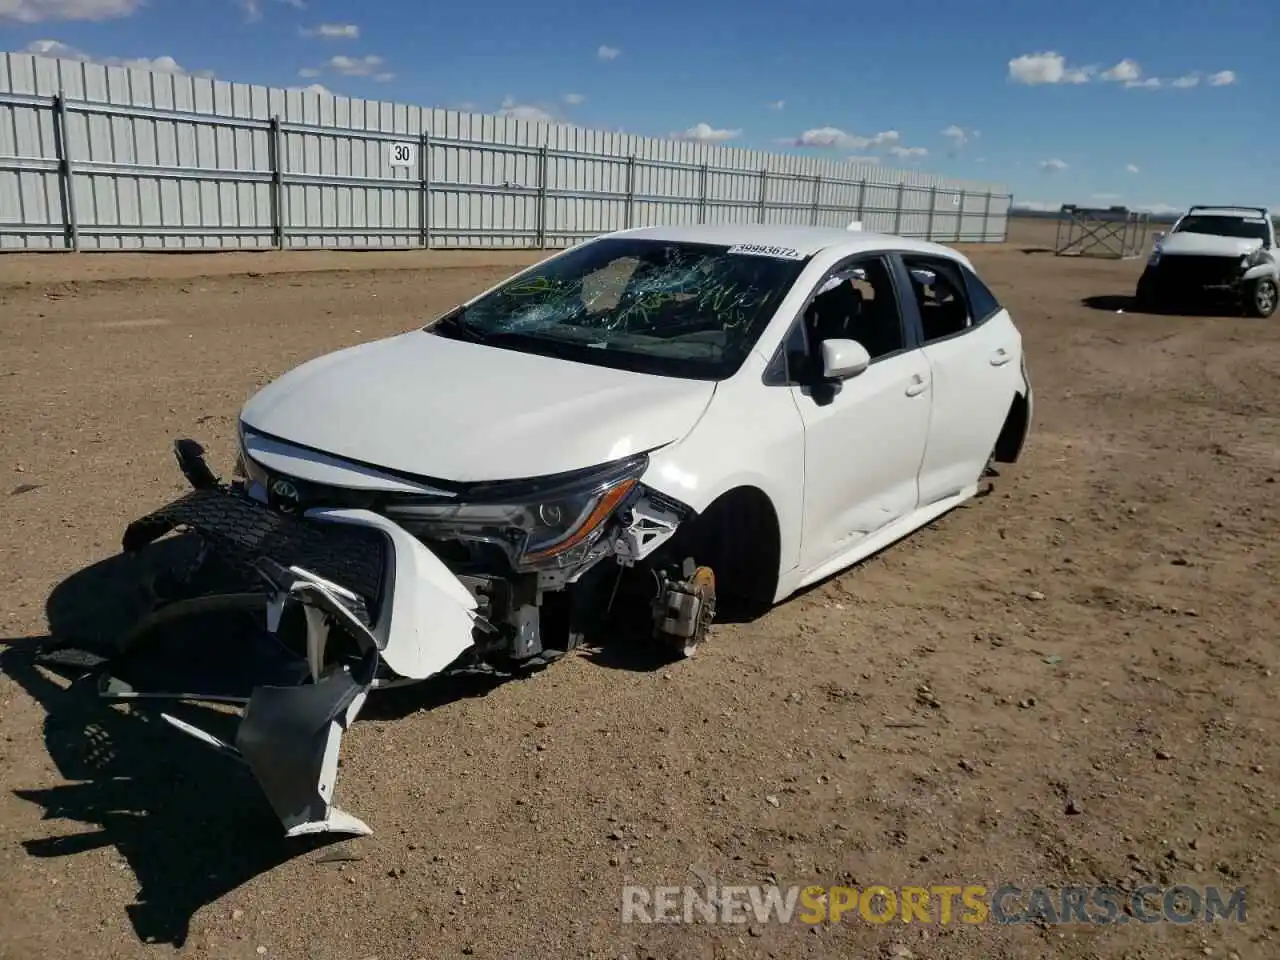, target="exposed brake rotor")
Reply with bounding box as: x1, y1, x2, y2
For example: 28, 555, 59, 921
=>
654, 563, 717, 659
